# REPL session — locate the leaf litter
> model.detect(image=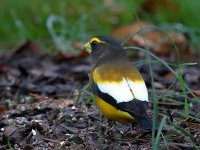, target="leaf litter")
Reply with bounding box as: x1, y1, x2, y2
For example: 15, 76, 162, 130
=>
0, 26, 200, 149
